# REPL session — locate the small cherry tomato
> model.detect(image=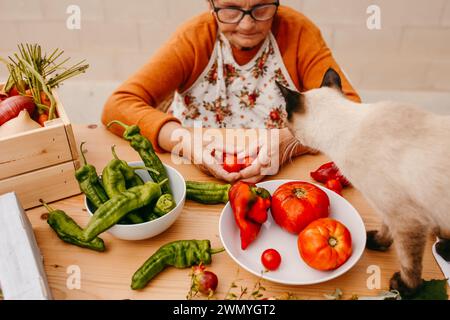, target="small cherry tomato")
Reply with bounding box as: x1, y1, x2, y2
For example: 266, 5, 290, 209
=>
261, 248, 282, 271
